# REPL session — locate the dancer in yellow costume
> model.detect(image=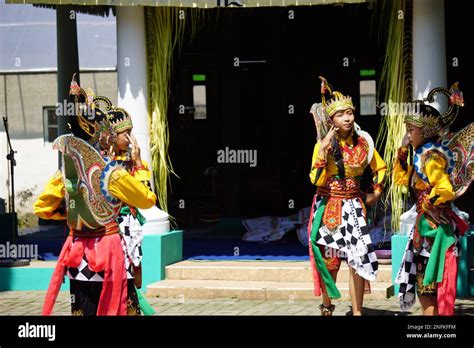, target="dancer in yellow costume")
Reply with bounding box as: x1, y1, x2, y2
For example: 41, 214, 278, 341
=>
394, 83, 472, 316
34, 76, 156, 315
307, 77, 386, 316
